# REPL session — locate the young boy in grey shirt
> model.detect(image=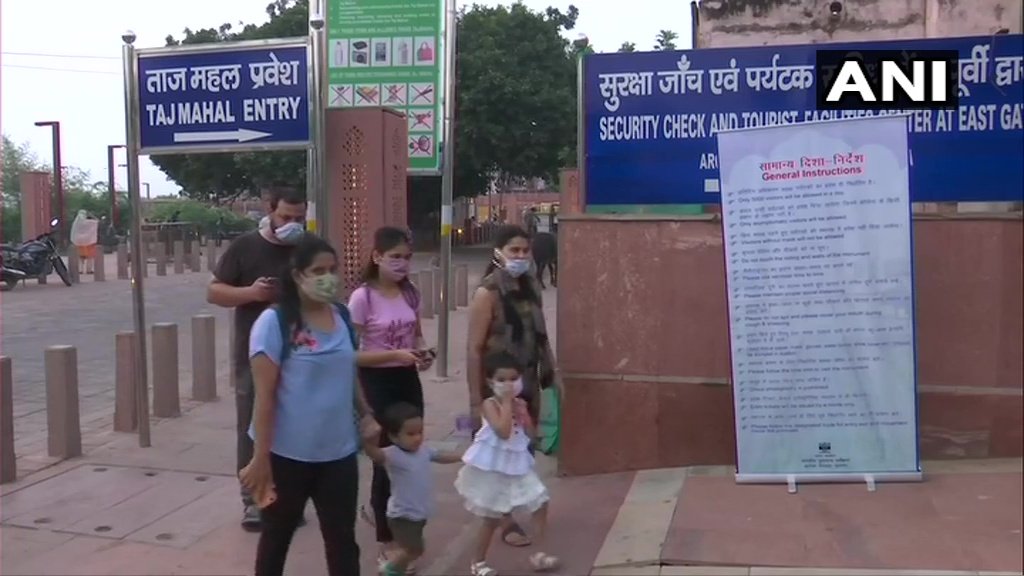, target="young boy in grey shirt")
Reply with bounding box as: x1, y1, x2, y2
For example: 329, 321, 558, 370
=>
363, 402, 462, 576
